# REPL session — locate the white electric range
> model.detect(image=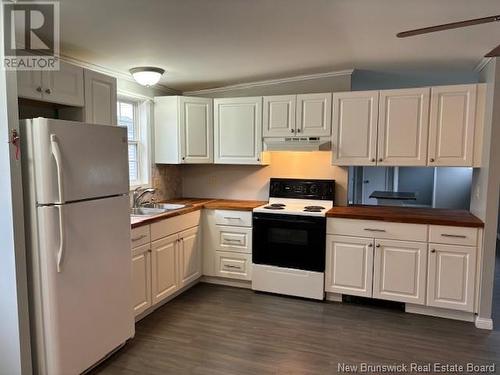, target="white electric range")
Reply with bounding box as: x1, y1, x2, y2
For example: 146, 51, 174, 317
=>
252, 178, 335, 300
